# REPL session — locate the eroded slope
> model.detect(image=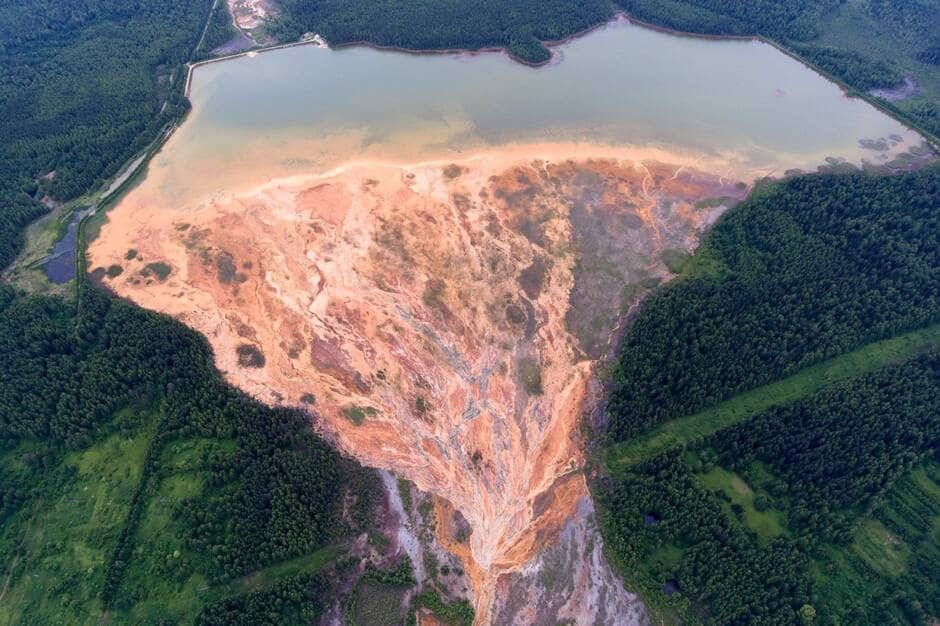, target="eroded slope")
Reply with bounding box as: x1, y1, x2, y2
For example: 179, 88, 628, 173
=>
89, 146, 746, 621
